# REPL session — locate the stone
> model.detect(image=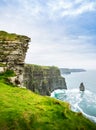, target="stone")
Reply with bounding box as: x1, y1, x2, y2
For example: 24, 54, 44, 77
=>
79, 82, 85, 91
0, 67, 4, 73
